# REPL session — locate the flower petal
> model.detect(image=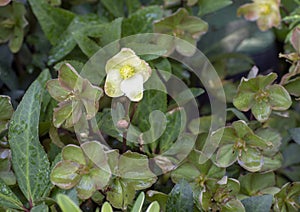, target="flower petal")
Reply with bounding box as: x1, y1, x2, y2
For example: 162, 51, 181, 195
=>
251, 101, 271, 122
291, 27, 300, 53
46, 79, 70, 102
106, 48, 141, 73
53, 101, 73, 128
120, 74, 144, 102
80, 79, 103, 119
215, 144, 238, 168
58, 63, 82, 91
238, 148, 263, 172
90, 167, 111, 190
135, 59, 152, 82
237, 4, 260, 21
268, 84, 292, 110
76, 175, 96, 200
50, 161, 81, 189
233, 91, 255, 111
62, 145, 86, 165
104, 69, 123, 97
